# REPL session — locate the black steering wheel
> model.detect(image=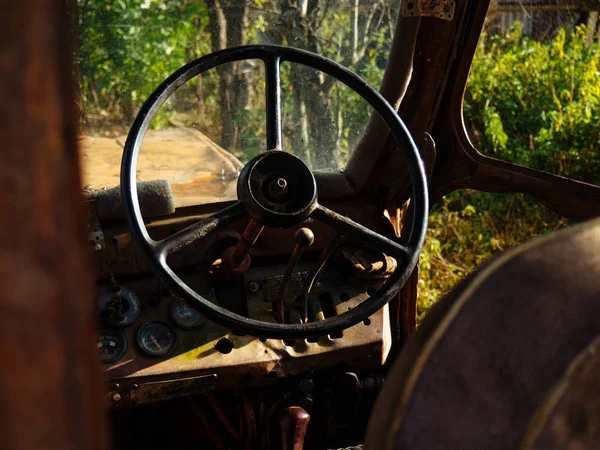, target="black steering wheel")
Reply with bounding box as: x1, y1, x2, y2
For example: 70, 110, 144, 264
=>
121, 45, 428, 339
